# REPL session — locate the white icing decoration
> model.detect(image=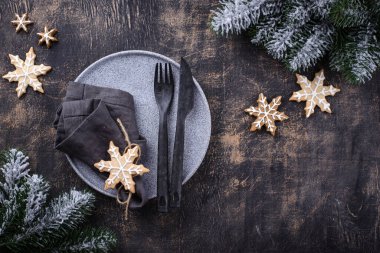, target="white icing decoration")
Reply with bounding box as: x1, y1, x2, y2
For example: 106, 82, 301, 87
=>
94, 141, 149, 193
2, 47, 51, 98
245, 93, 288, 136
290, 70, 340, 118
